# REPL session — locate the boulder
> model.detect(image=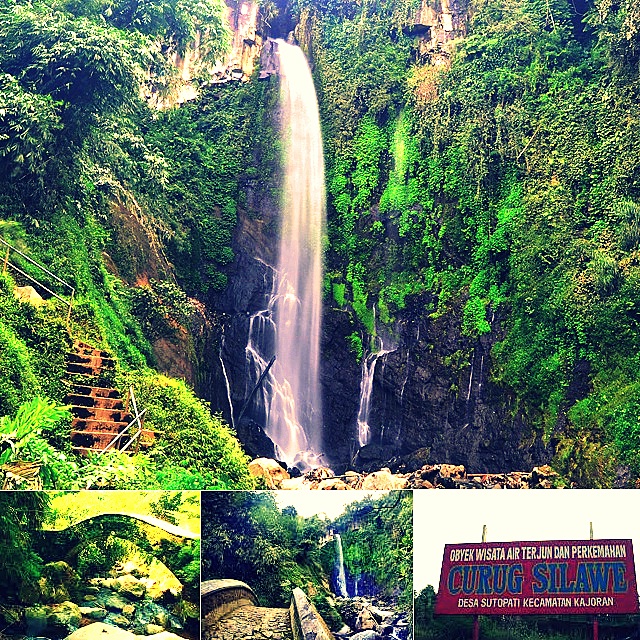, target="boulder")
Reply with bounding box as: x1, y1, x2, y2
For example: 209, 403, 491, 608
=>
65, 622, 134, 640
248, 458, 290, 489
143, 558, 183, 601
118, 561, 144, 577
79, 606, 108, 621
304, 467, 335, 482
104, 594, 130, 612
115, 575, 146, 600
317, 478, 350, 490
344, 471, 362, 487
279, 477, 306, 490
152, 612, 169, 628
65, 622, 190, 640
146, 624, 165, 635
368, 606, 393, 622
14, 285, 44, 306
355, 608, 377, 631
40, 561, 82, 604
47, 601, 82, 632
90, 577, 118, 590
350, 632, 383, 640
531, 465, 559, 488
360, 469, 408, 491
110, 614, 131, 627
437, 464, 466, 479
